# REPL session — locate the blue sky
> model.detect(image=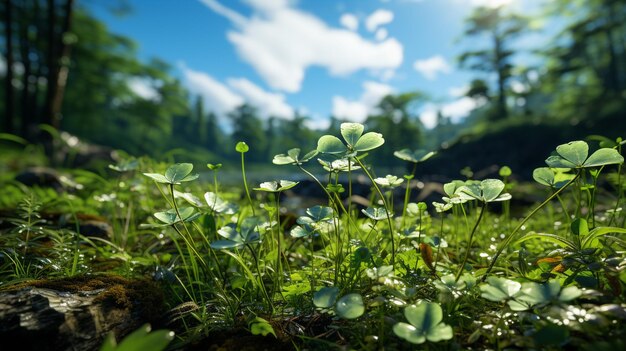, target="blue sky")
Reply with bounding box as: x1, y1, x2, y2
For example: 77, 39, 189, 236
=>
86, 0, 545, 129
